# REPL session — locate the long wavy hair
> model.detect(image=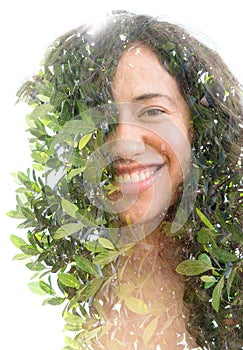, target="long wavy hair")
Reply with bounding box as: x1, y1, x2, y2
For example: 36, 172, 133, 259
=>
18, 11, 242, 349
